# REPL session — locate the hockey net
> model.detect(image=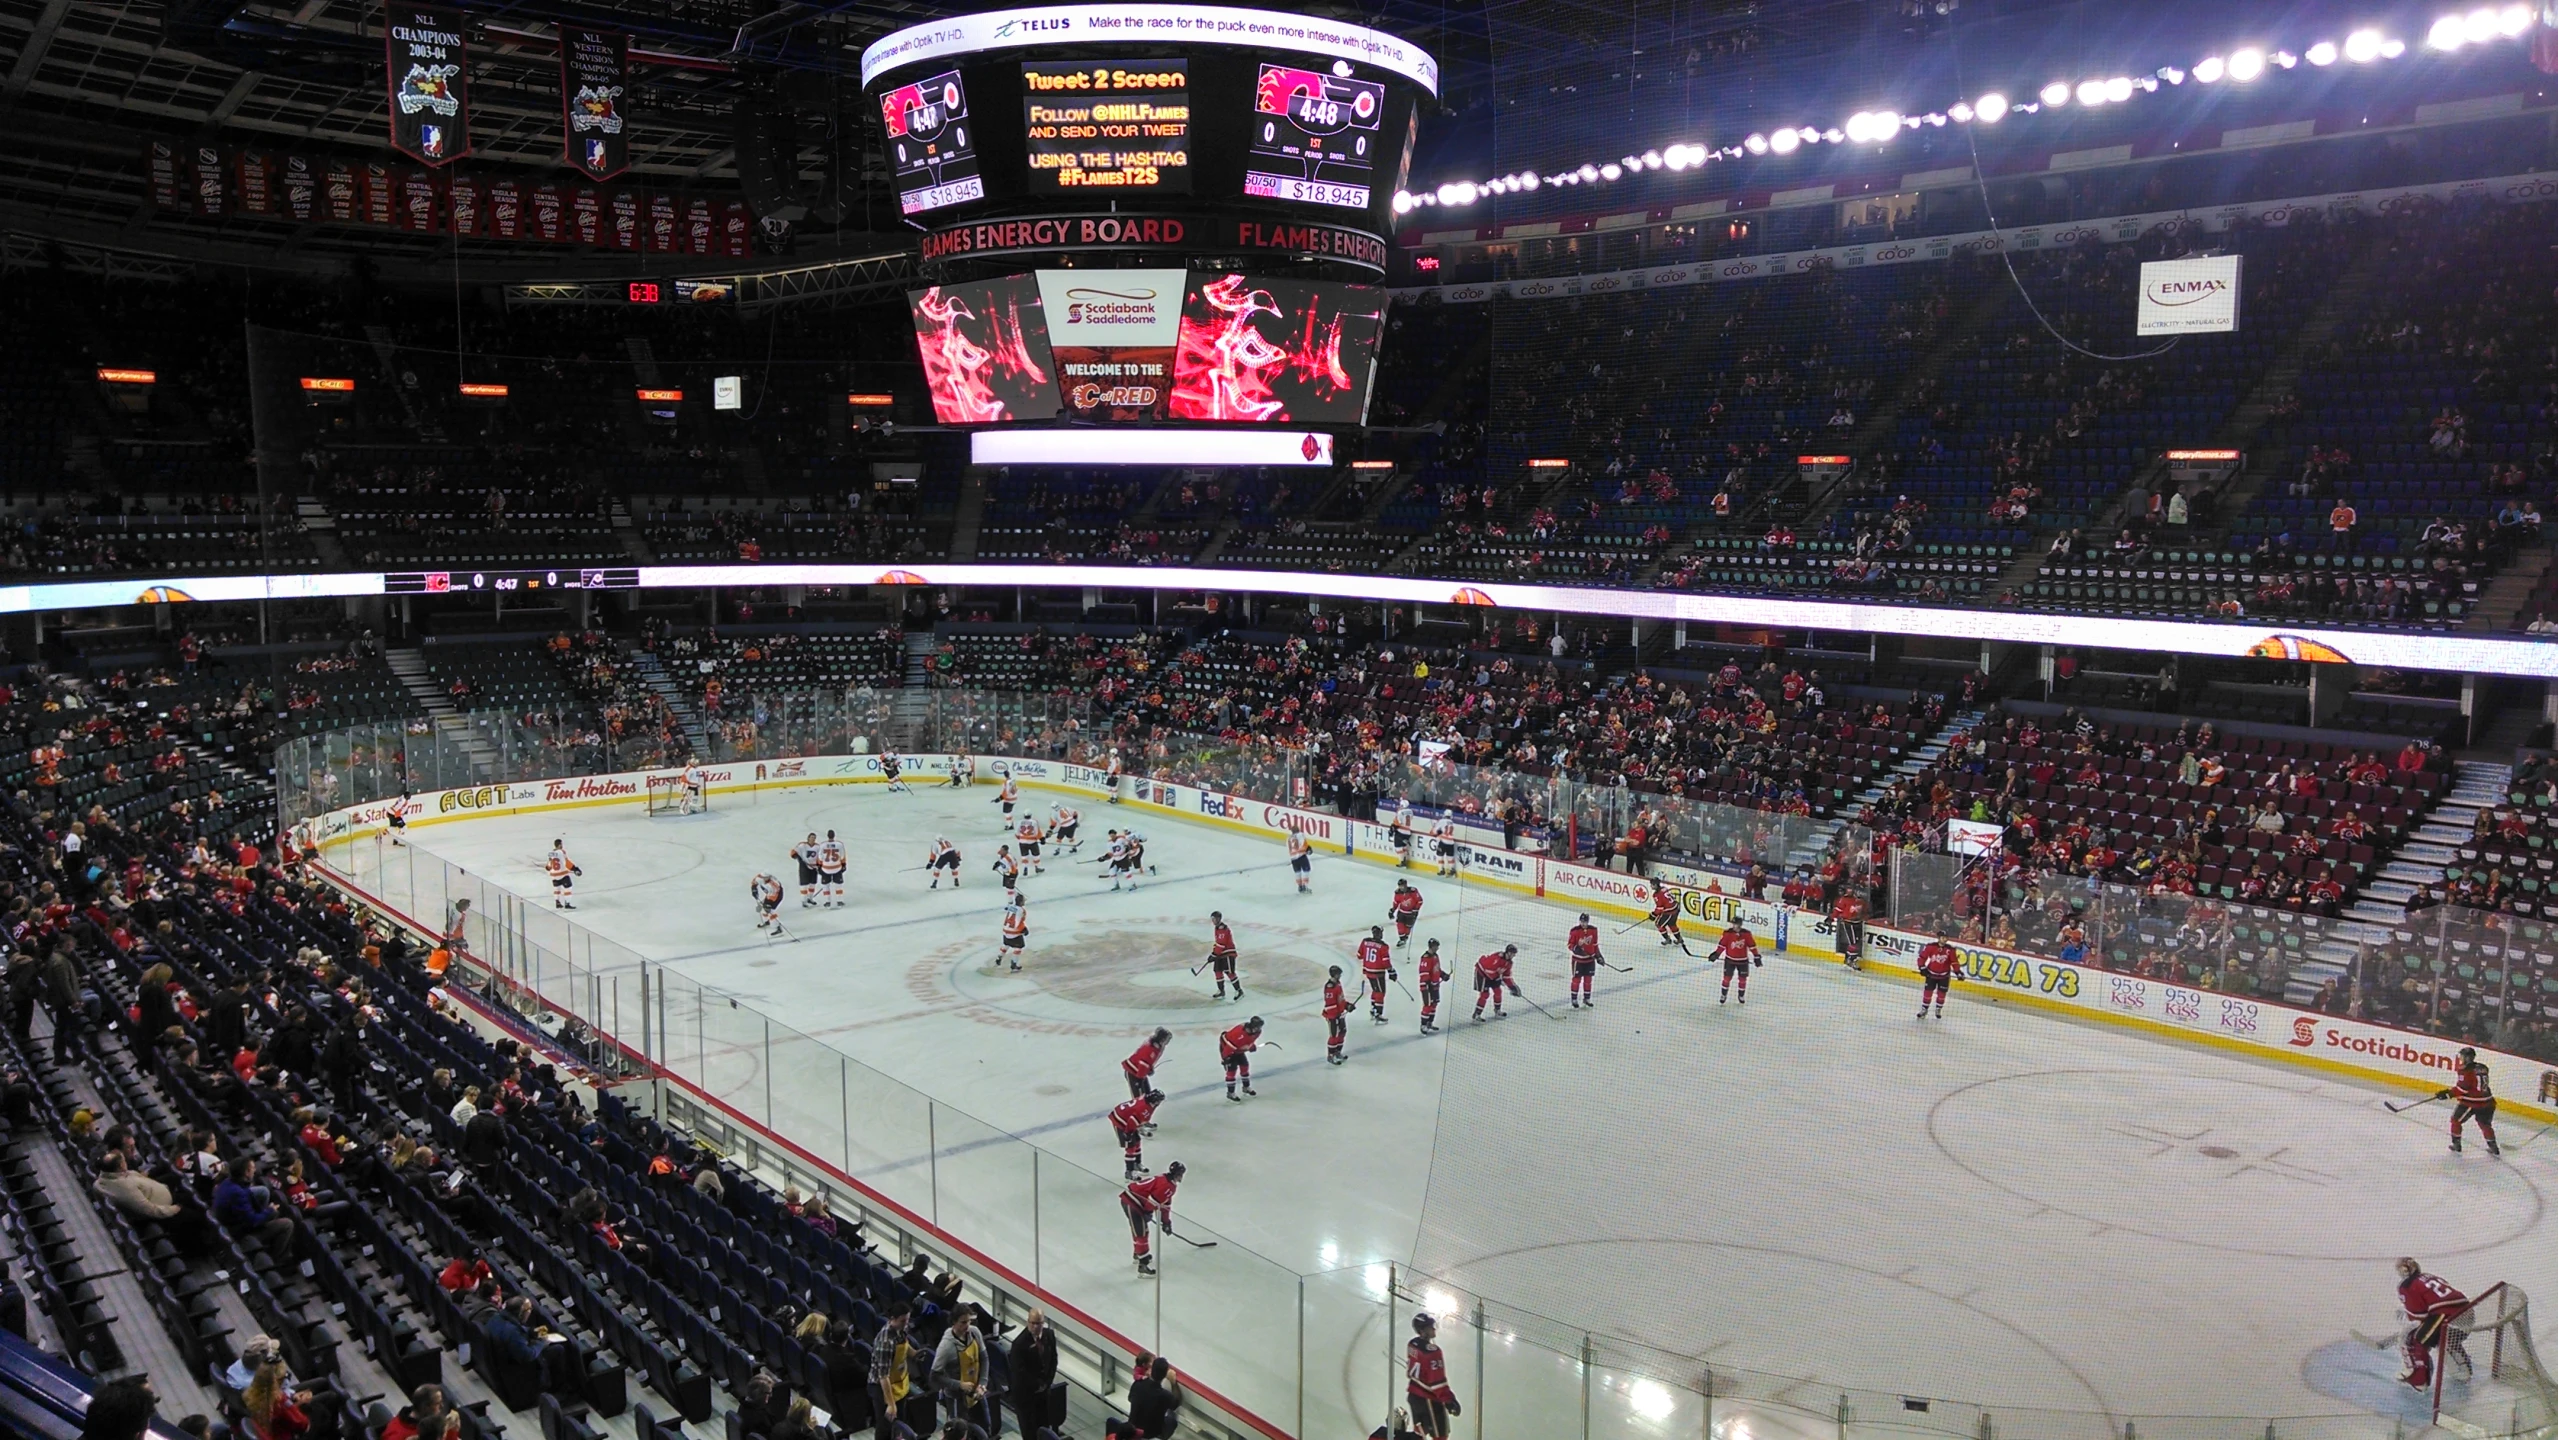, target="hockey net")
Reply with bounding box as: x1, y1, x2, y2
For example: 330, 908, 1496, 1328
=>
2436, 1284, 2558, 1439
645, 775, 707, 817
